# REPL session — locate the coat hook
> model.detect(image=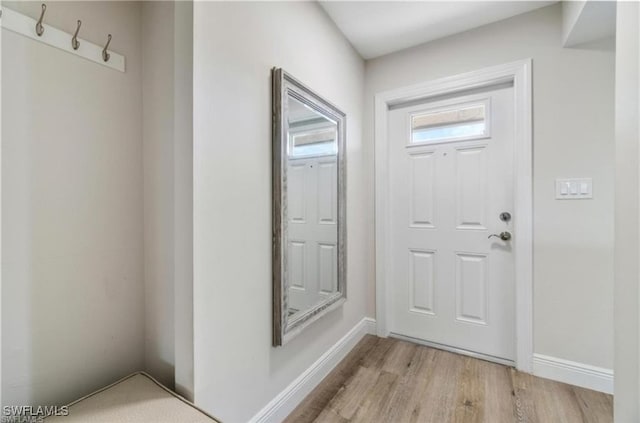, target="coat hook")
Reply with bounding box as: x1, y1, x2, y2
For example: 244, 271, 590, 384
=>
102, 34, 112, 62
35, 4, 46, 37
71, 20, 82, 50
